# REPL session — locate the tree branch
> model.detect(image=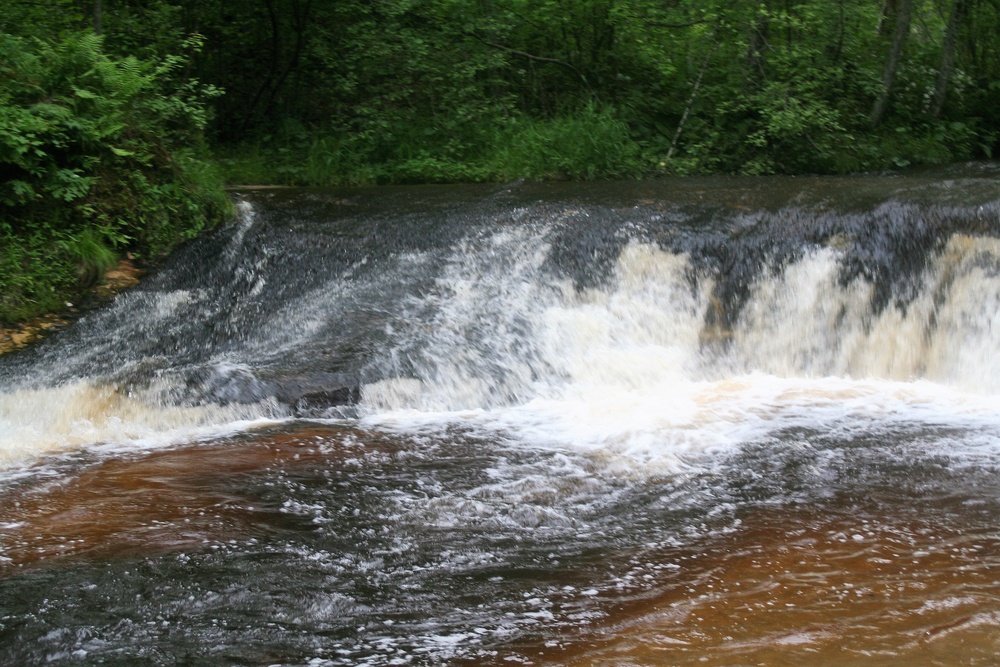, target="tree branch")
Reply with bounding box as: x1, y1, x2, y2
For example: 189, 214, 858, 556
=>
642, 18, 718, 29
470, 33, 593, 93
